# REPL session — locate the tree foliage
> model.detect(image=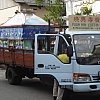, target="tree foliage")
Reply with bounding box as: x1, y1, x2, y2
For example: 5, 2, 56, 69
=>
35, 0, 66, 25
35, 0, 45, 6
75, 4, 92, 15
82, 6, 92, 15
